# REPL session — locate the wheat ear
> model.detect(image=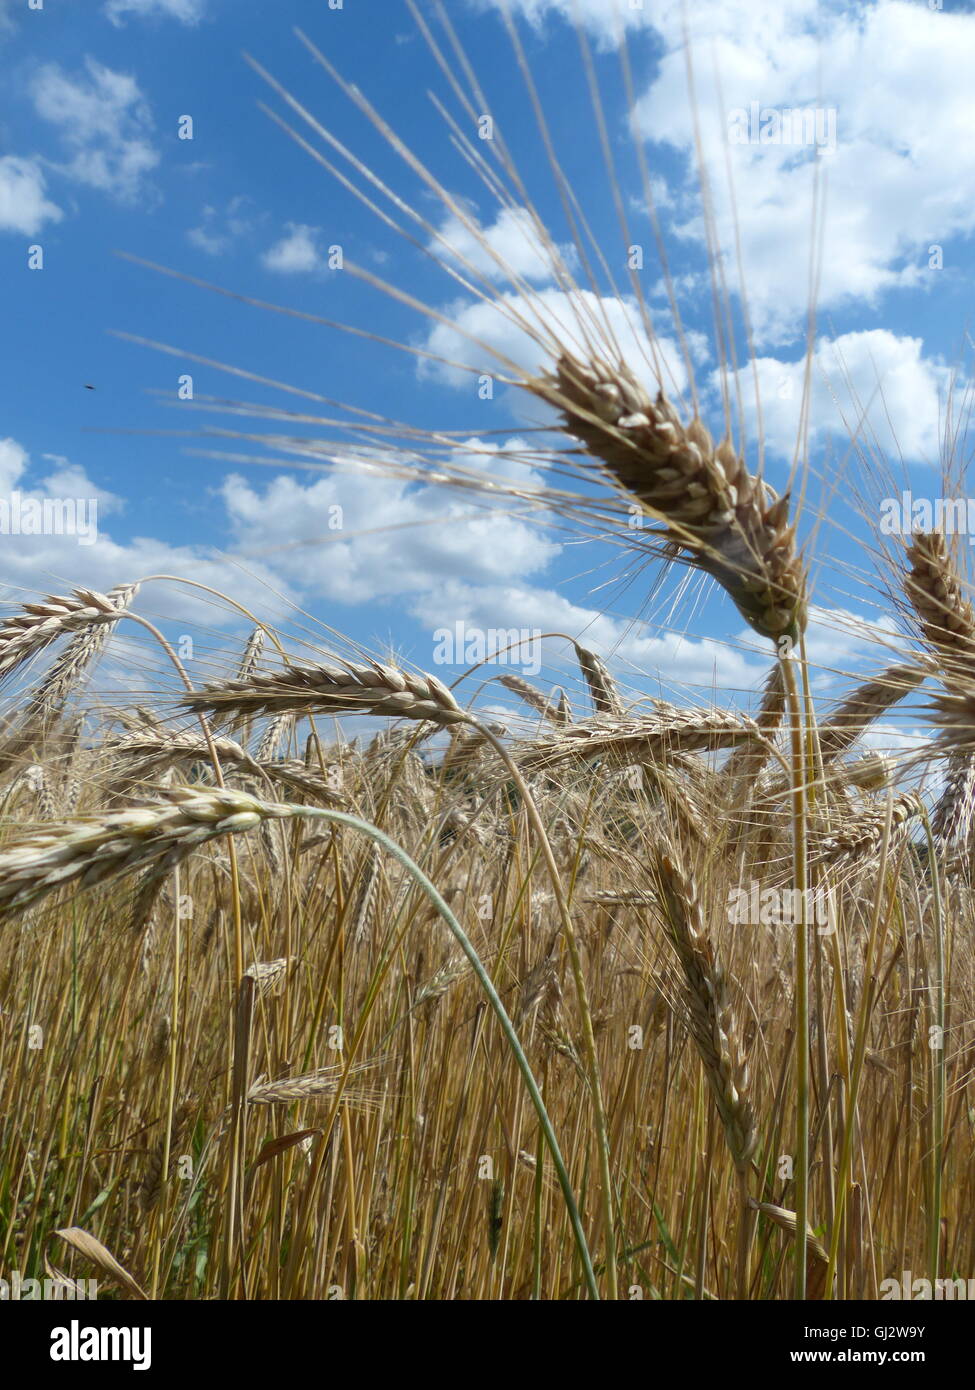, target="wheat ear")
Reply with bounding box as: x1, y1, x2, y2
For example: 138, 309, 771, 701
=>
518, 706, 758, 770
652, 847, 757, 1174
182, 659, 465, 725
0, 587, 138, 687
0, 786, 296, 915
573, 643, 625, 716
530, 355, 806, 640
818, 663, 925, 763
904, 531, 975, 672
